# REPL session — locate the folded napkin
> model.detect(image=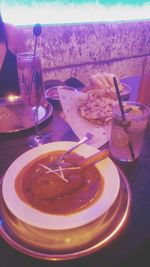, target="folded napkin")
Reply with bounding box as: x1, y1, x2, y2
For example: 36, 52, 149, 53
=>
58, 88, 111, 148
